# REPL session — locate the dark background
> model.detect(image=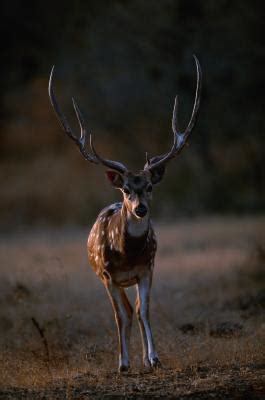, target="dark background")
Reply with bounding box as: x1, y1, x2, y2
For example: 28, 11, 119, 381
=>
1, 0, 264, 229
